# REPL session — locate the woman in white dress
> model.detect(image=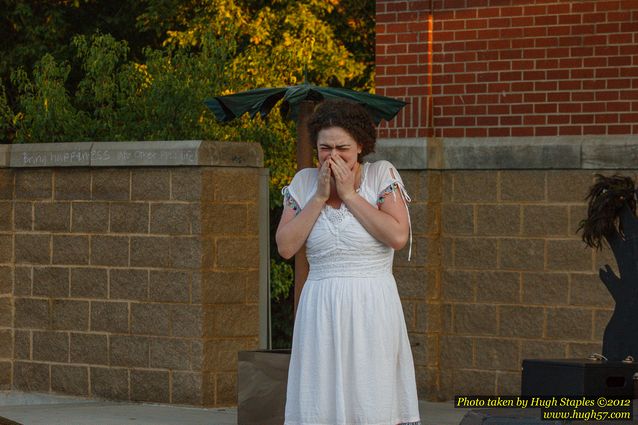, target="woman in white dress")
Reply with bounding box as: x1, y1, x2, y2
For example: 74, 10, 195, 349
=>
276, 100, 421, 425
